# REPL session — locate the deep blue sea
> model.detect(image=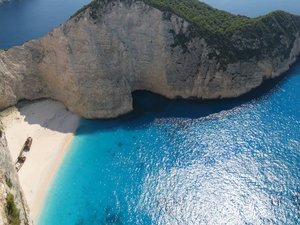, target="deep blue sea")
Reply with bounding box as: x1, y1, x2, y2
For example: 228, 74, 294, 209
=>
0, 0, 299, 224
0, 0, 90, 48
